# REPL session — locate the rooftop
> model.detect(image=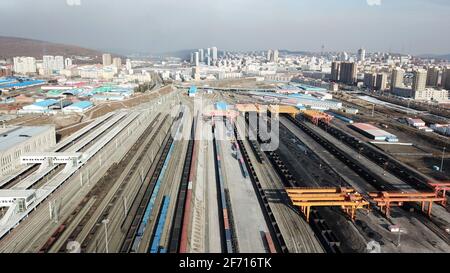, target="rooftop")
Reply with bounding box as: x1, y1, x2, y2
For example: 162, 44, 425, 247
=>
65, 101, 93, 109
33, 99, 59, 108
0, 126, 54, 152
